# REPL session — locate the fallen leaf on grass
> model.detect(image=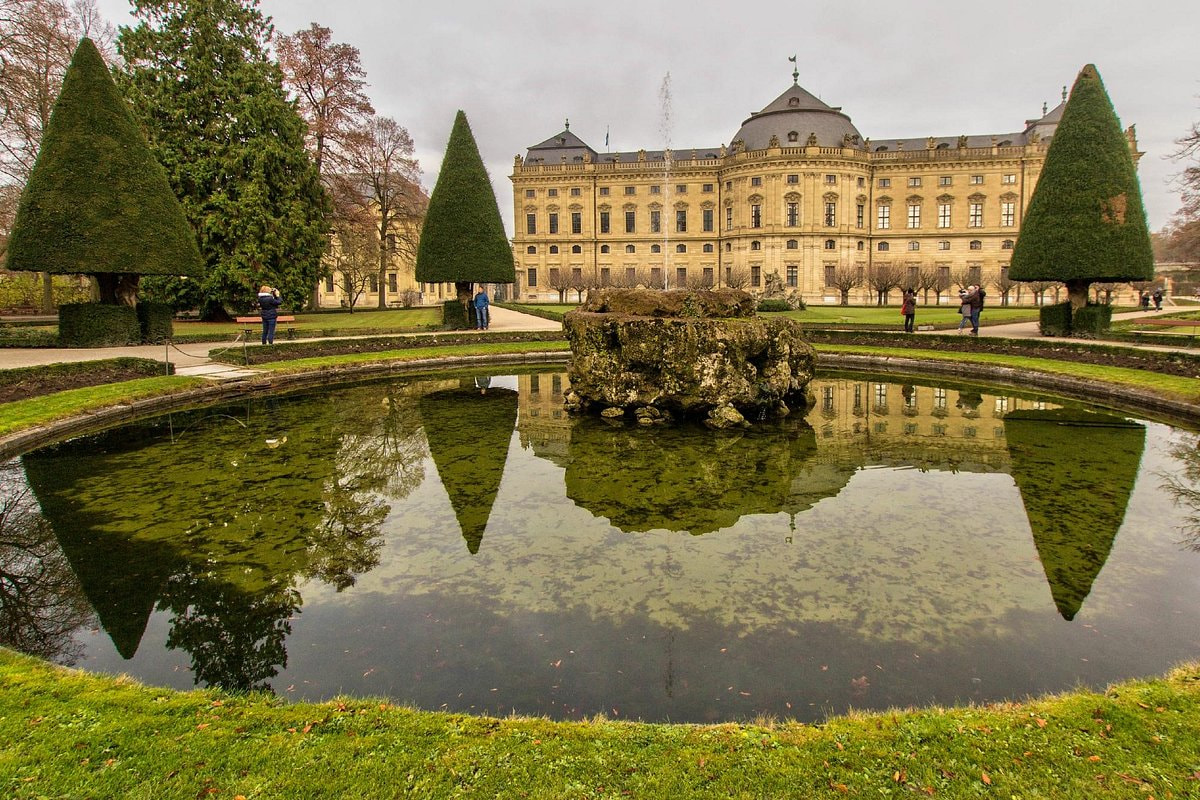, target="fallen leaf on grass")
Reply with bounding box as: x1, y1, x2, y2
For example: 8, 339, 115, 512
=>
981, 771, 992, 785
1088, 755, 1102, 762
1035, 717, 1047, 728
